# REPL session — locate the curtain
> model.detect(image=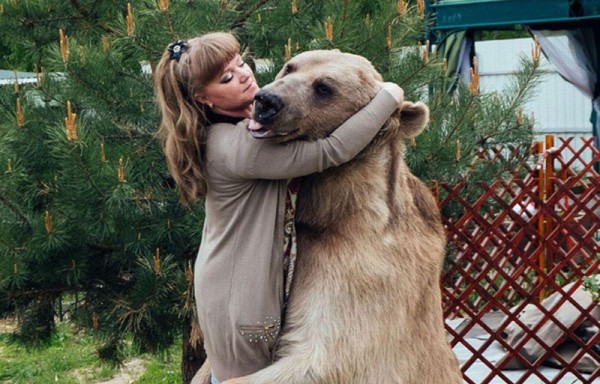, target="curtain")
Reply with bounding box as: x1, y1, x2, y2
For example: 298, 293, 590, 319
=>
530, 26, 600, 153
436, 30, 474, 93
